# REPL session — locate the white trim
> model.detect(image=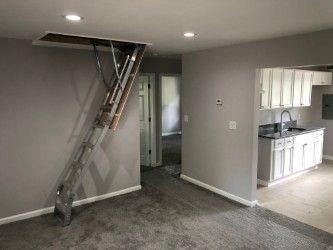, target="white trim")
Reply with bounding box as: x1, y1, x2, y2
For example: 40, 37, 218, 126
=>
162, 131, 182, 136
0, 185, 141, 226
180, 174, 257, 207
323, 155, 333, 161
